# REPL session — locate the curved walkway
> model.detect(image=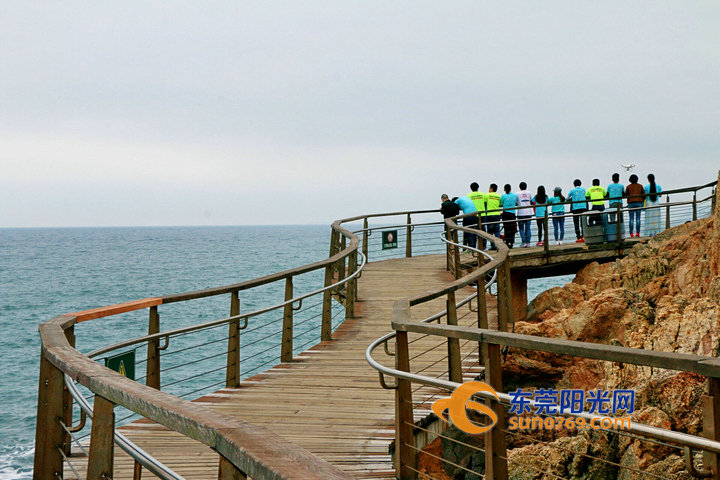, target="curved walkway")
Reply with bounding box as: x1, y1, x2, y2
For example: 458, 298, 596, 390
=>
69, 254, 486, 479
